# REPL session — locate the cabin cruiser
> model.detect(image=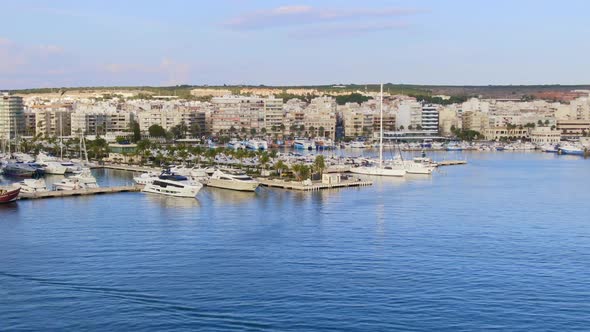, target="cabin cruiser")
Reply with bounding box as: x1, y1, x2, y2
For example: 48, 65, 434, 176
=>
227, 140, 246, 150
349, 141, 366, 149
207, 170, 259, 192
3, 163, 43, 178
39, 161, 68, 175
53, 169, 99, 190
14, 179, 48, 193
399, 160, 435, 175
60, 161, 82, 173
142, 179, 203, 198
541, 144, 559, 153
